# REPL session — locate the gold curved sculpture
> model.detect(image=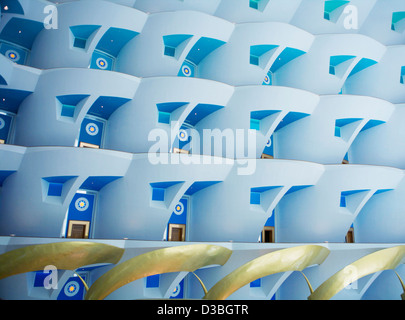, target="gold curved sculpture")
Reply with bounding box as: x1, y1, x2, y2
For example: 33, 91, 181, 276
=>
308, 245, 405, 300
394, 271, 405, 300
0, 241, 125, 280
203, 245, 330, 300
84, 244, 232, 300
